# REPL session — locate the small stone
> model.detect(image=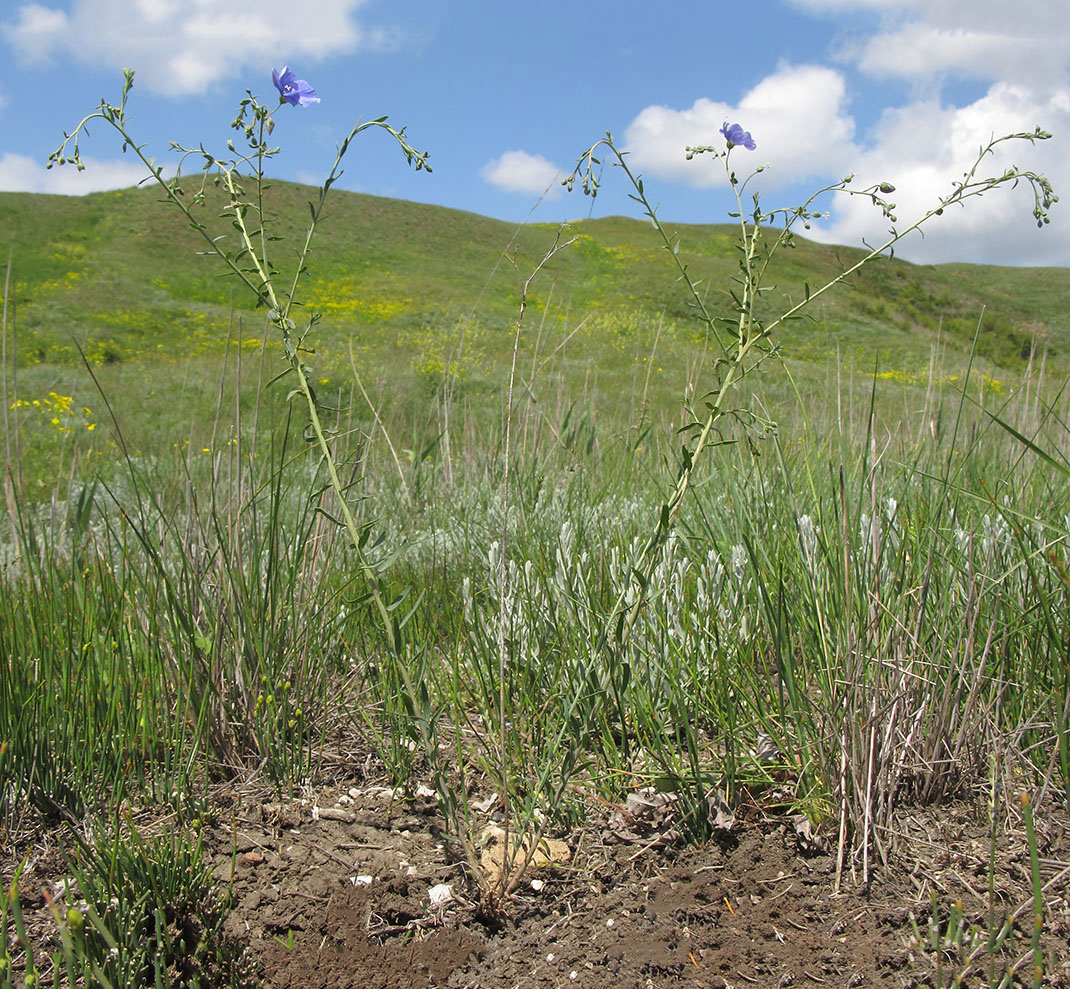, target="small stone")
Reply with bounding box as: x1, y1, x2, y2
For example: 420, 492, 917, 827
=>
312, 806, 354, 822
428, 883, 454, 909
